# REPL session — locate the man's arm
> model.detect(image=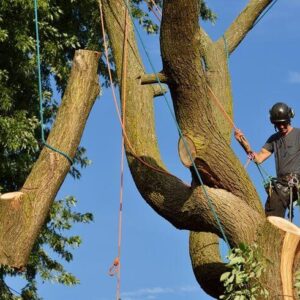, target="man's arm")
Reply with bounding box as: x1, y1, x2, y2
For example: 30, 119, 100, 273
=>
253, 148, 272, 164
234, 129, 272, 163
